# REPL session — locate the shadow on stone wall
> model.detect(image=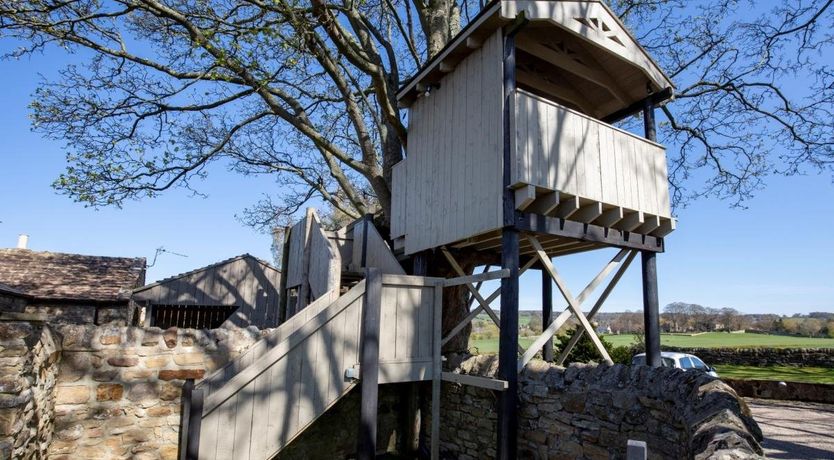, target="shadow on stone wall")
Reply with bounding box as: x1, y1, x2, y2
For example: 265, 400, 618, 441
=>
0, 323, 60, 459
46, 323, 269, 459
440, 355, 764, 460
